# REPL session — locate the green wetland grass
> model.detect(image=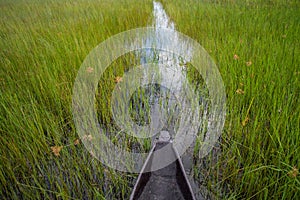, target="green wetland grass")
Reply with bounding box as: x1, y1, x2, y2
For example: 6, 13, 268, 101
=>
1, 0, 153, 199
1, 0, 299, 199
161, 0, 299, 199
